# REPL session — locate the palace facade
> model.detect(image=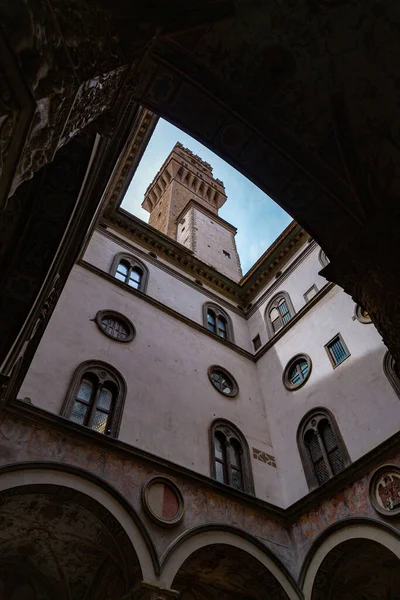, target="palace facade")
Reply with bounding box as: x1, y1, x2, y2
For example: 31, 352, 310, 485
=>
4, 140, 400, 599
